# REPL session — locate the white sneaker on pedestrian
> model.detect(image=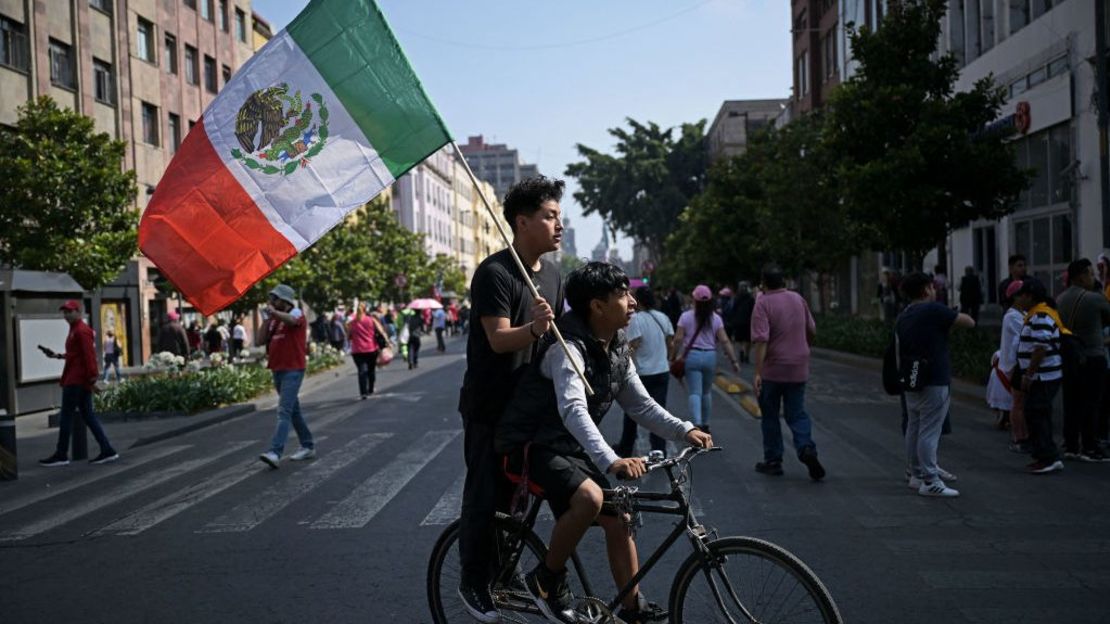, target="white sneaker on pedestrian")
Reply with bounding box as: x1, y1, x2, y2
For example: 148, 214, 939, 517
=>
290, 447, 316, 461
259, 451, 280, 469
918, 479, 959, 498
936, 466, 958, 482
